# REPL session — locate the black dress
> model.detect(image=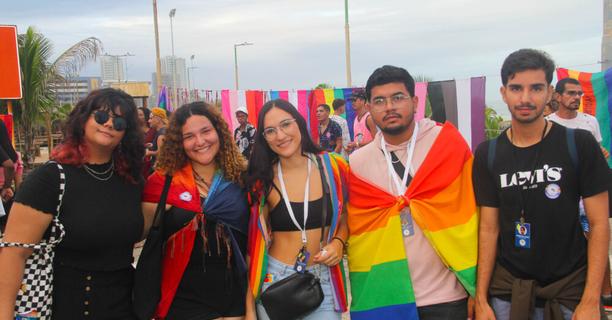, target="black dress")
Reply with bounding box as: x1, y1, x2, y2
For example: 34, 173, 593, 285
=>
163, 205, 247, 320
15, 162, 143, 320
